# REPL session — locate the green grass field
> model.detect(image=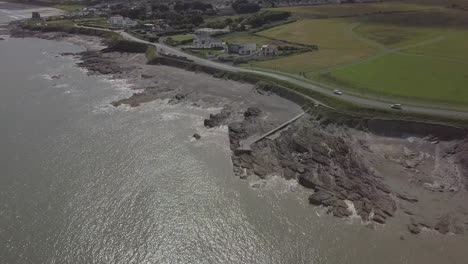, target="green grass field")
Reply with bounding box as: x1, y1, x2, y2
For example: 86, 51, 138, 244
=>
233, 2, 468, 108
53, 4, 83, 12
324, 53, 468, 106
269, 1, 437, 18
251, 18, 377, 72
217, 31, 275, 45
354, 22, 446, 48
249, 48, 375, 74
403, 30, 468, 61
169, 34, 194, 42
